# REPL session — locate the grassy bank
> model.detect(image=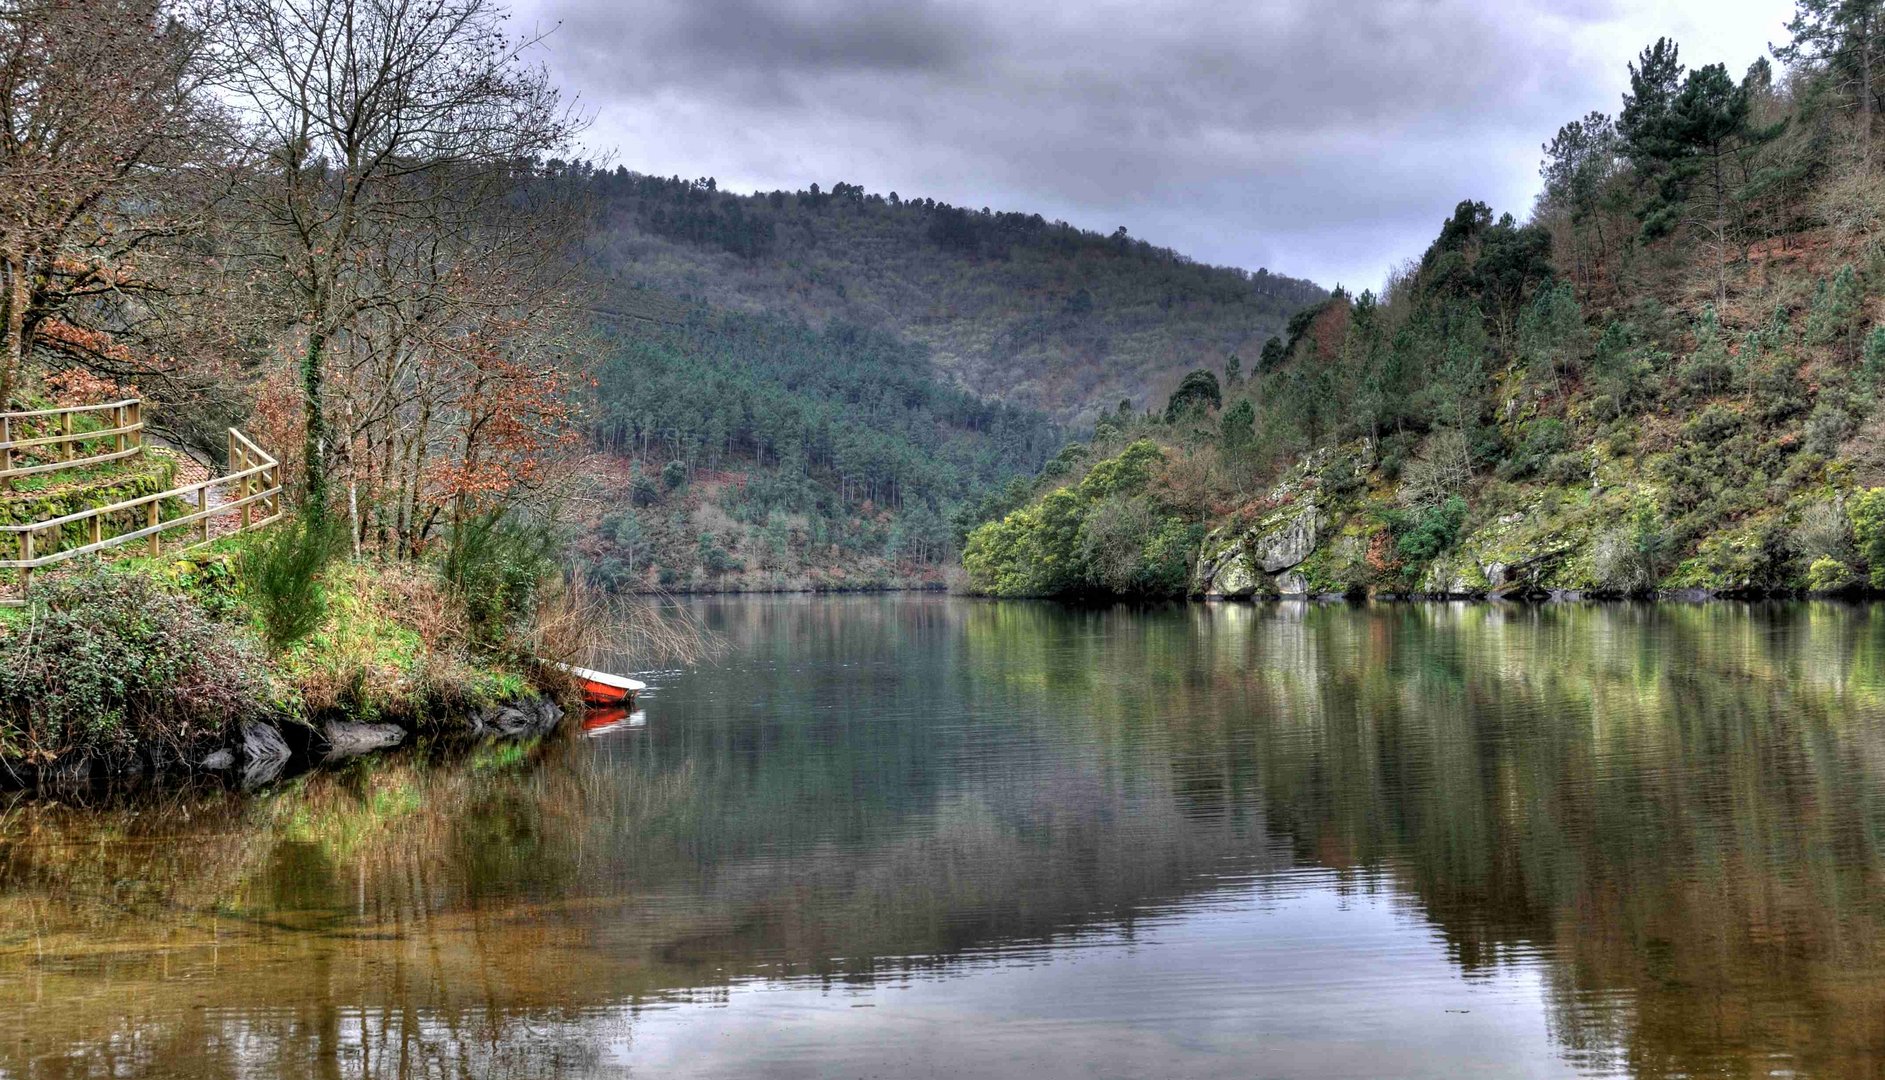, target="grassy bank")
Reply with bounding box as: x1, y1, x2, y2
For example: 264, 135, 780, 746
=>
0, 523, 596, 781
